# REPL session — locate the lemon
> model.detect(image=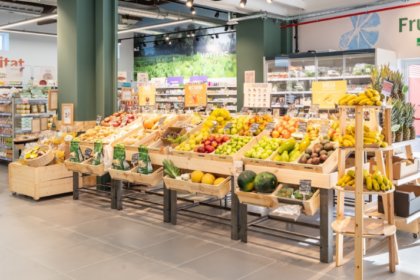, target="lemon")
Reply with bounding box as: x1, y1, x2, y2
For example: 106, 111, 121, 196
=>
214, 178, 225, 185
191, 170, 204, 183
216, 117, 224, 123
201, 173, 216, 184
